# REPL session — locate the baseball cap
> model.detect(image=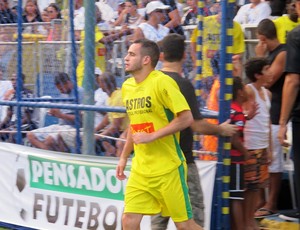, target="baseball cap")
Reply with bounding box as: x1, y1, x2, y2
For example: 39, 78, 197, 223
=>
118, 0, 125, 5
146, 1, 170, 14
95, 67, 102, 75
